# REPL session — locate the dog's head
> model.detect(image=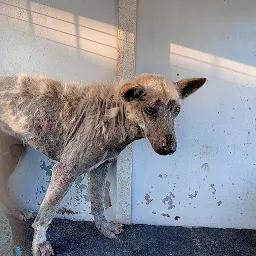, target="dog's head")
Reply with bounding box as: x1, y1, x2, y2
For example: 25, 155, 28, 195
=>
120, 74, 206, 155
